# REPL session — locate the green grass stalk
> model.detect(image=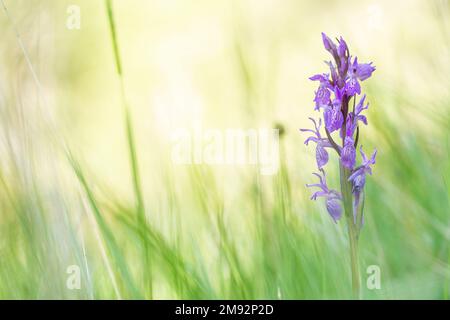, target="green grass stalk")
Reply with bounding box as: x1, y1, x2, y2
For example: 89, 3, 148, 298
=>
68, 153, 141, 298
105, 0, 152, 298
